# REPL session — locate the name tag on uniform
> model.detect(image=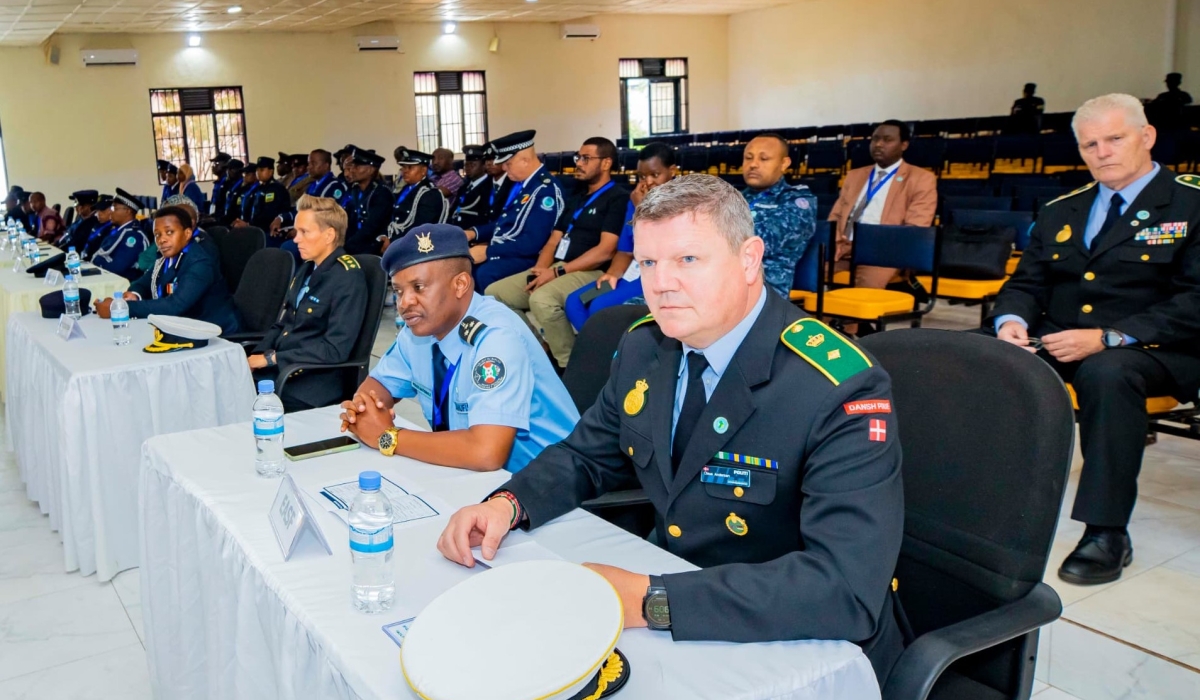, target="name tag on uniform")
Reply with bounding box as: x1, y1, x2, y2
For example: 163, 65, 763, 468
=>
454, 401, 469, 413
554, 236, 570, 260
700, 465, 752, 487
